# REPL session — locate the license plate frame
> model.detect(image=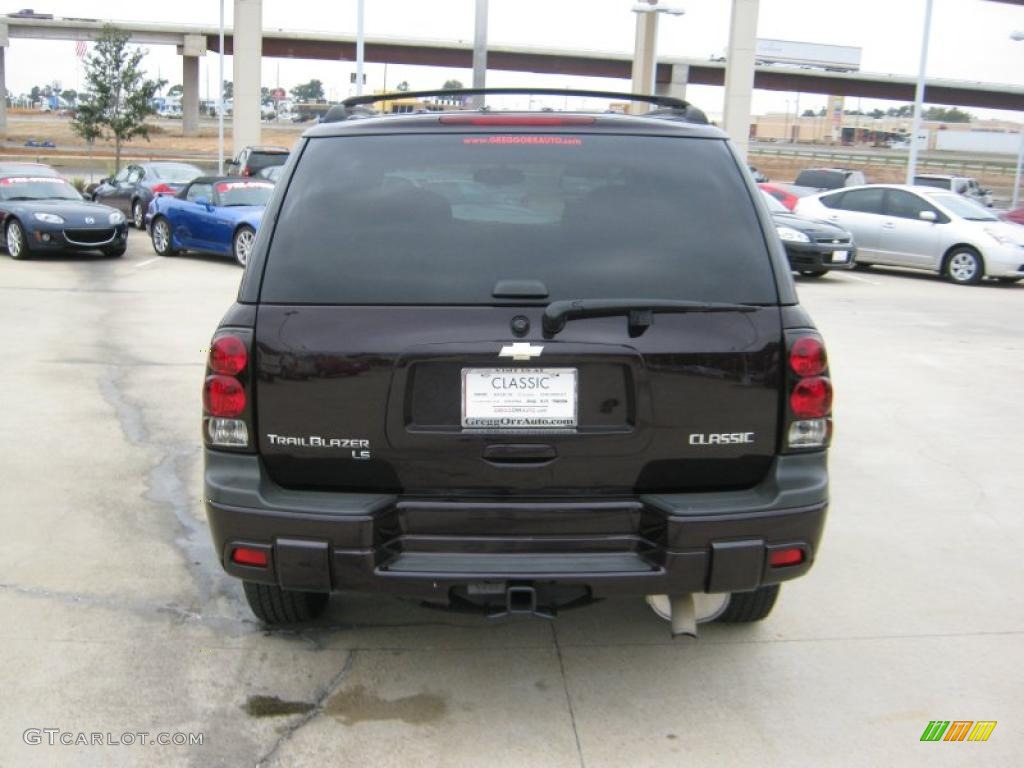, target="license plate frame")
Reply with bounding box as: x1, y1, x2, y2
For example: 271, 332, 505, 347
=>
830, 250, 850, 263
461, 367, 578, 430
